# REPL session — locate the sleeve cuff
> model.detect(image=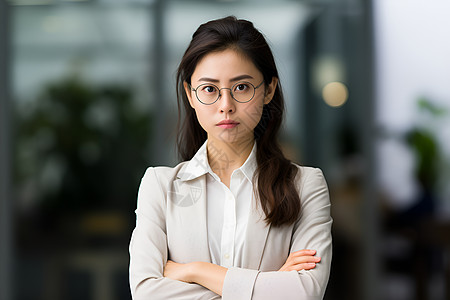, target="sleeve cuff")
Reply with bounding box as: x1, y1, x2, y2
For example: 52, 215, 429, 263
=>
222, 267, 260, 300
